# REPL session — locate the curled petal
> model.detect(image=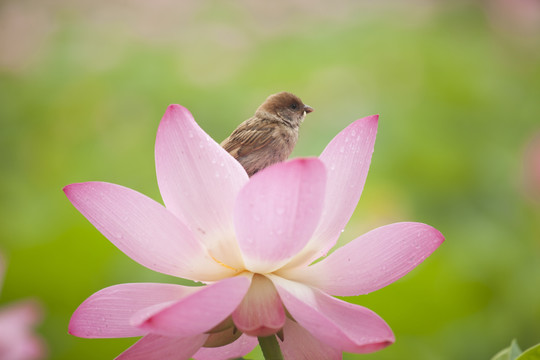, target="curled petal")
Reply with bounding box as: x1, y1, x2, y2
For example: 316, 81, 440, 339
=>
116, 334, 207, 360
232, 274, 285, 337
64, 182, 234, 281
202, 326, 242, 348
69, 283, 192, 338
271, 276, 394, 354
234, 158, 326, 273
155, 105, 248, 268
279, 318, 341, 360
283, 222, 444, 296
132, 275, 251, 337
286, 116, 378, 268
193, 334, 258, 360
